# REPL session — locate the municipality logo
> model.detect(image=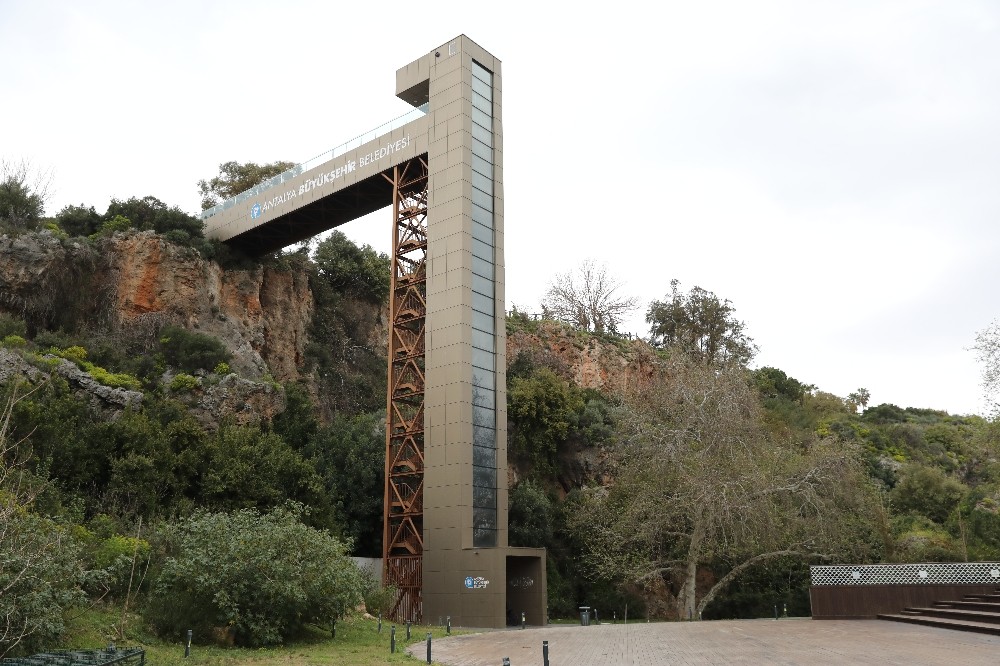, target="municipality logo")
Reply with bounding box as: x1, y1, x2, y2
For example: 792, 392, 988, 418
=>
464, 576, 488, 589
251, 203, 262, 220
